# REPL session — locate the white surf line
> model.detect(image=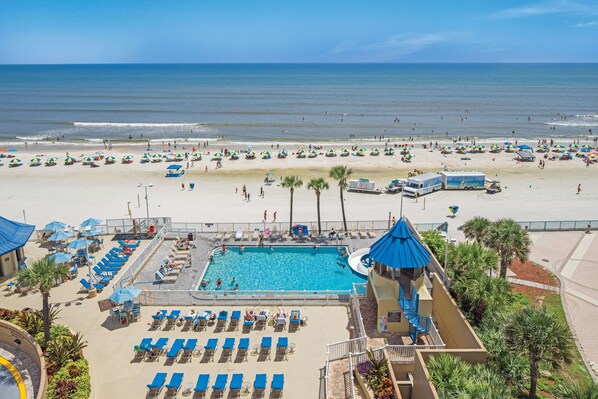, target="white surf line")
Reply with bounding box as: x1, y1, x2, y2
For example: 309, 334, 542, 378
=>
561, 234, 596, 280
